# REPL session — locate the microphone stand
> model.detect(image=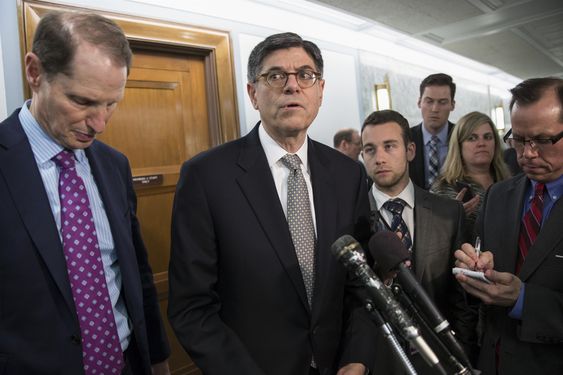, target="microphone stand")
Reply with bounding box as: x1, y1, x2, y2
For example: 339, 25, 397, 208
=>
391, 284, 473, 375
364, 299, 418, 375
